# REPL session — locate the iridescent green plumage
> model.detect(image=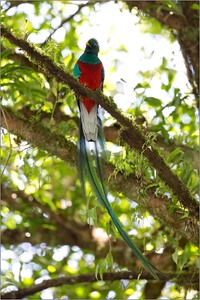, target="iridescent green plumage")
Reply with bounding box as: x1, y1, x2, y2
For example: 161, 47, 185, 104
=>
78, 121, 159, 280
75, 39, 160, 280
